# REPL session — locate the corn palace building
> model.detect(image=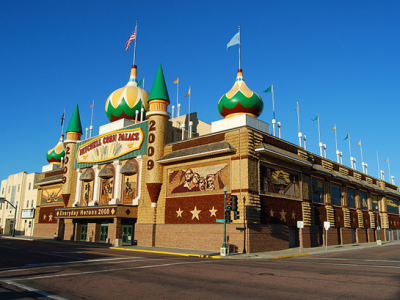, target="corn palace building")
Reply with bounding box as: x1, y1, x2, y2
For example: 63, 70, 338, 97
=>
33, 63, 400, 253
